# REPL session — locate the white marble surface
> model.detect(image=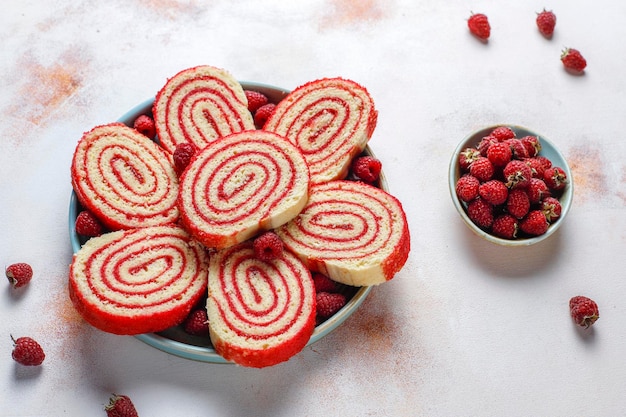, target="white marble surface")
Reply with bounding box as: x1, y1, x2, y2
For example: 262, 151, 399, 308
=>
2, 1, 626, 416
